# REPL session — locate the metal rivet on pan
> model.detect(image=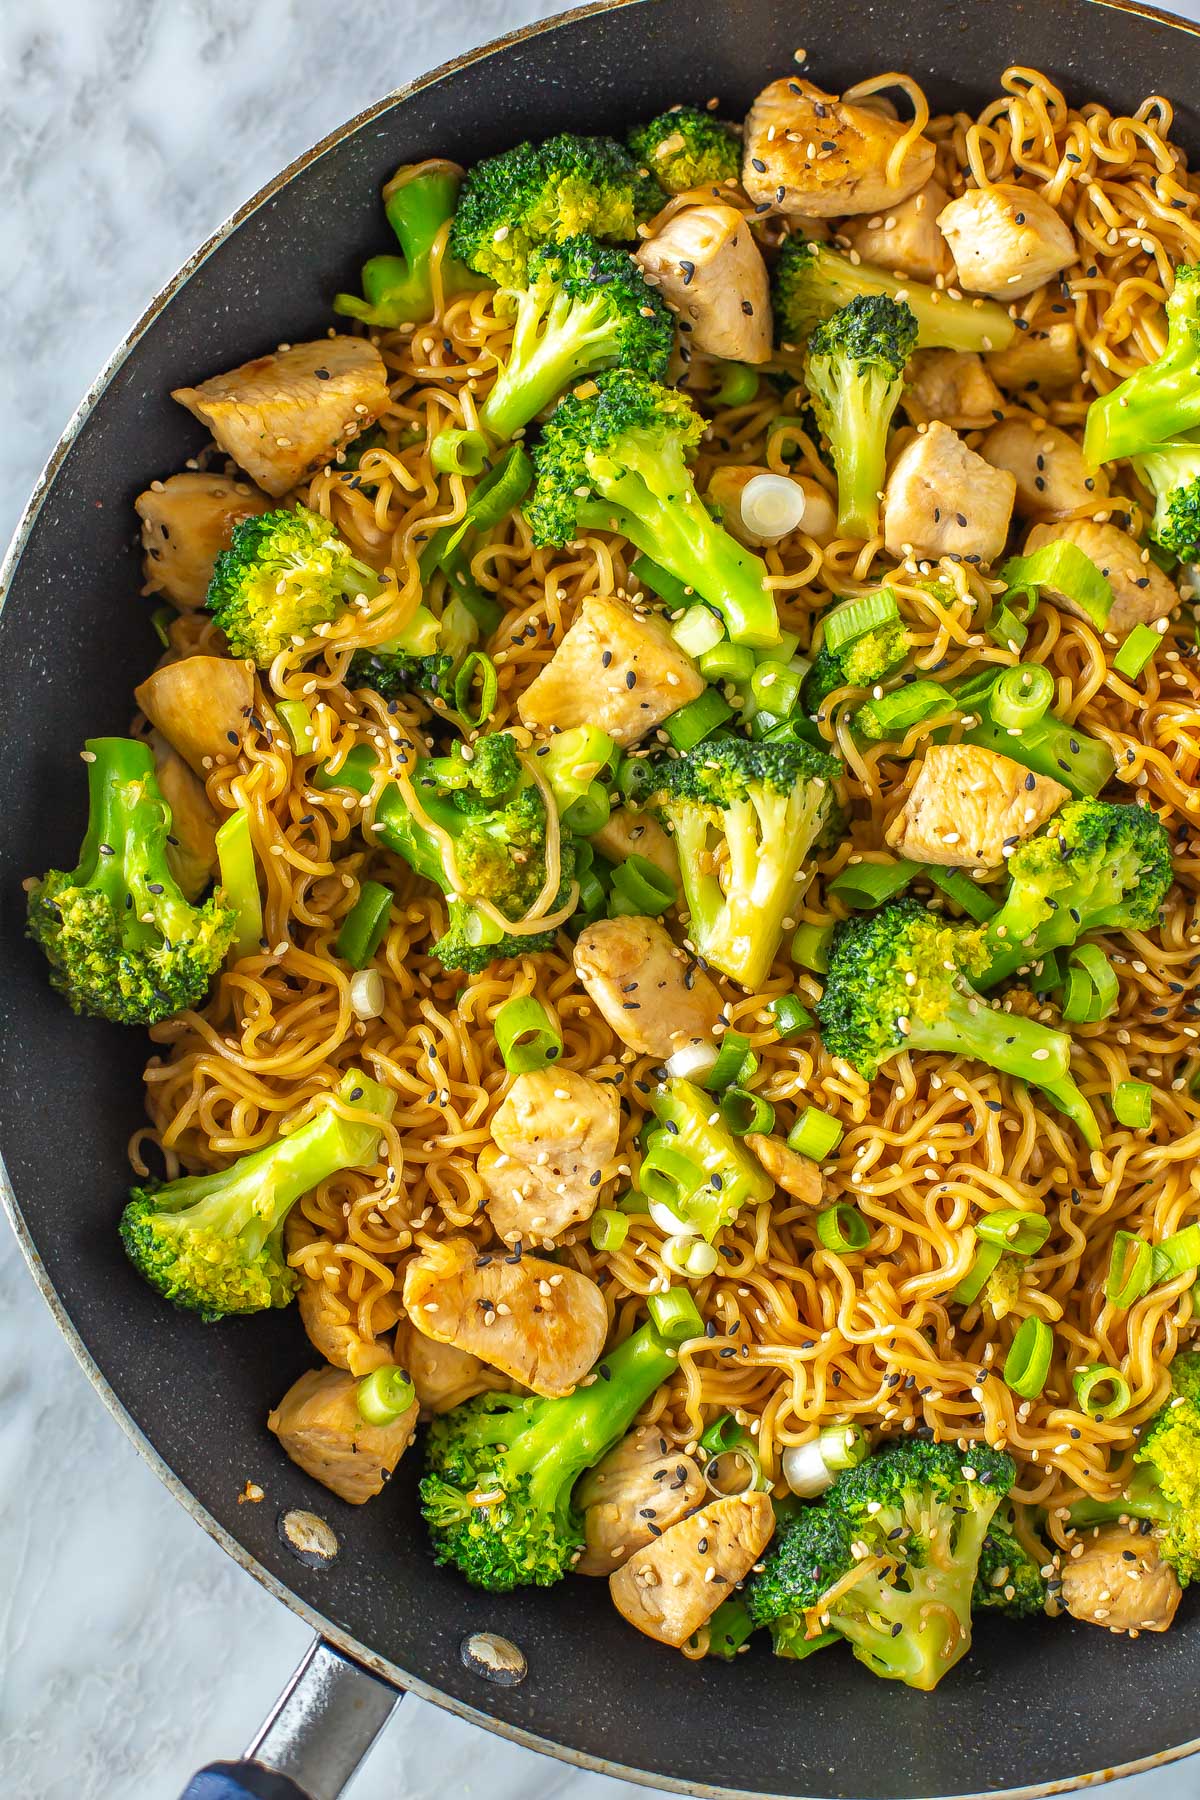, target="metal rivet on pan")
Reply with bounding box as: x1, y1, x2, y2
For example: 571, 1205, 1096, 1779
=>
460, 1631, 527, 1686
278, 1508, 340, 1568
